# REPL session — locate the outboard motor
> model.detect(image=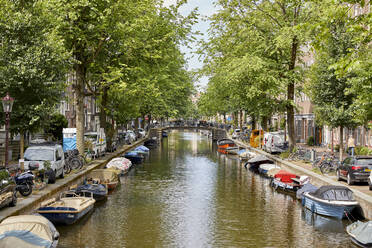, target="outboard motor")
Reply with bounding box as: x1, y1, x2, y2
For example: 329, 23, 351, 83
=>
14, 170, 34, 196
